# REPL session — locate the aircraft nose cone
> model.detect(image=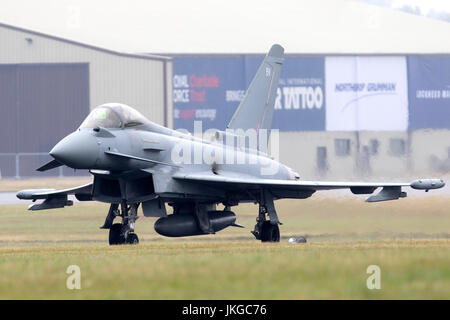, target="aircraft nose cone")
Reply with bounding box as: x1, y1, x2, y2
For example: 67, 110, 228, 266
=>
50, 130, 98, 169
